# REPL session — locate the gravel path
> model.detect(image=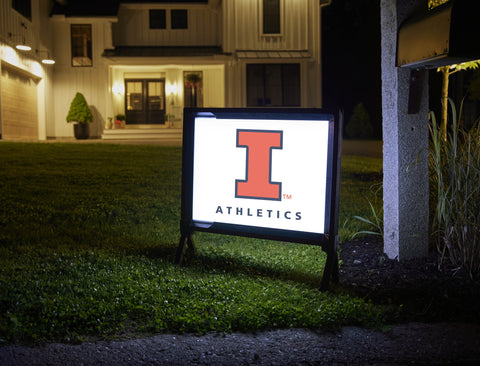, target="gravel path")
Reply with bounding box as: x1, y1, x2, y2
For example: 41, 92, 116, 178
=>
2, 322, 480, 365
